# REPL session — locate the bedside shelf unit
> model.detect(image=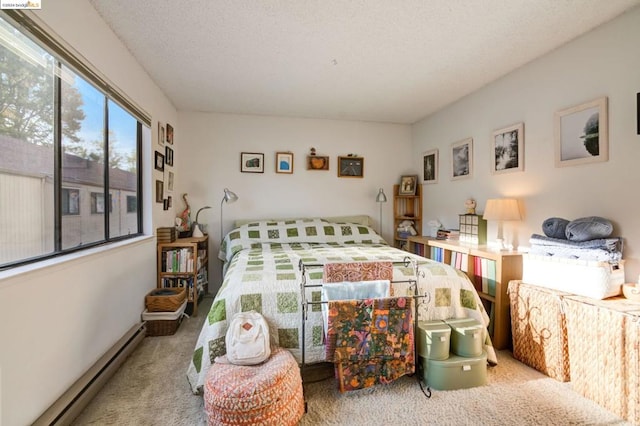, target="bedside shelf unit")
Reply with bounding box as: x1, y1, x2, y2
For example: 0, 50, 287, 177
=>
157, 235, 209, 316
393, 184, 422, 250
407, 236, 522, 350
